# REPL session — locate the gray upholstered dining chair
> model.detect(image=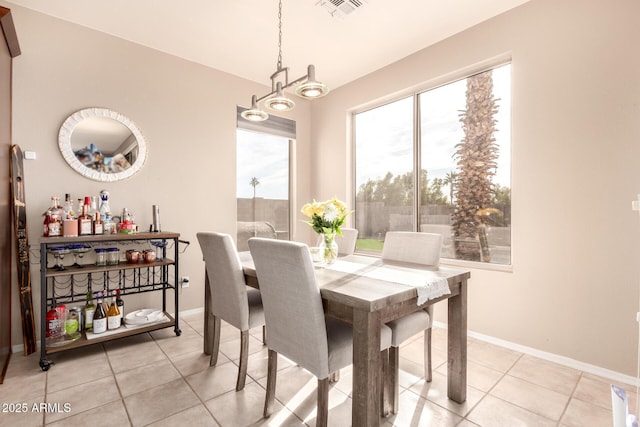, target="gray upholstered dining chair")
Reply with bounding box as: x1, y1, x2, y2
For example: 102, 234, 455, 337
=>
381, 231, 443, 414
197, 232, 265, 391
248, 237, 392, 426
335, 227, 358, 256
